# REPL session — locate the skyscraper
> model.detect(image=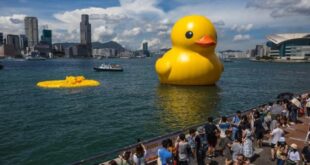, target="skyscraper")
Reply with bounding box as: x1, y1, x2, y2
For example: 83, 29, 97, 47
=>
7, 34, 20, 50
0, 32, 3, 46
20, 34, 28, 50
80, 14, 92, 57
24, 17, 39, 47
142, 42, 150, 57
143, 42, 148, 52
40, 29, 52, 46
